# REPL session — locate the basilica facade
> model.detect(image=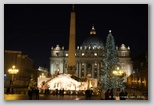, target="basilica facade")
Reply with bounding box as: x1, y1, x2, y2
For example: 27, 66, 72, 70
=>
50, 26, 133, 82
